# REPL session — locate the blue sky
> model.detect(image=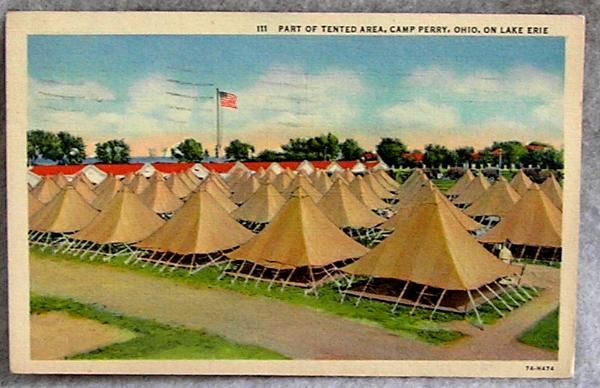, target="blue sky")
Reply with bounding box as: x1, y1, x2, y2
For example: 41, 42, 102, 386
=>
28, 35, 565, 156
